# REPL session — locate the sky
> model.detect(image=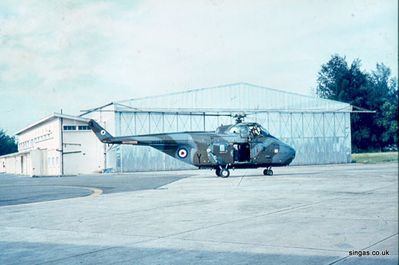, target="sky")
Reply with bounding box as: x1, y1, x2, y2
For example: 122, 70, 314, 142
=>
0, 0, 397, 134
